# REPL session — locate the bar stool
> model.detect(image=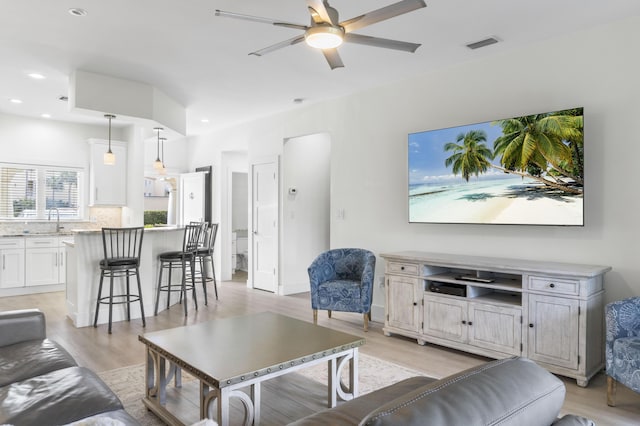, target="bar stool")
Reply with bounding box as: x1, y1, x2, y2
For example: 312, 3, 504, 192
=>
93, 227, 145, 334
195, 223, 219, 304
154, 223, 202, 316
